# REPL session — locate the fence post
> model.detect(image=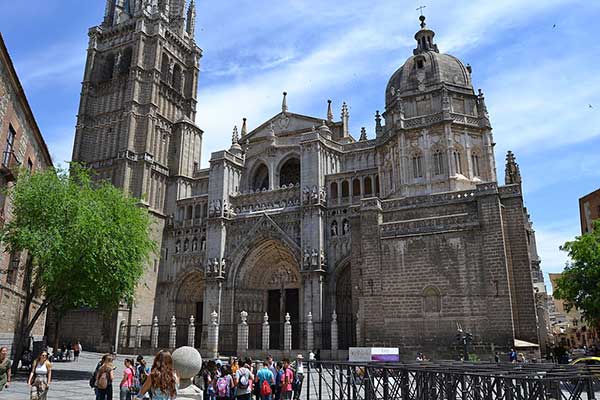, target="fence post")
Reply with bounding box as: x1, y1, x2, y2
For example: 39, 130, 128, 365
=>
306, 312, 314, 351
262, 313, 270, 351
135, 319, 142, 349
208, 310, 219, 359
151, 316, 159, 349
188, 315, 196, 348
331, 311, 338, 352
169, 315, 177, 349
284, 313, 292, 352
237, 310, 249, 355
355, 311, 362, 347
